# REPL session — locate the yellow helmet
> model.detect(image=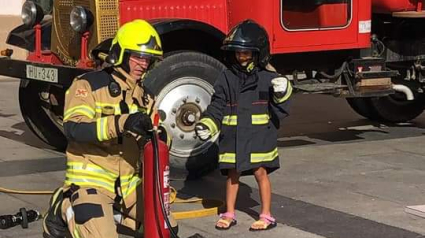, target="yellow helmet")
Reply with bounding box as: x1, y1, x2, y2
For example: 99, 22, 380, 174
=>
109, 19, 163, 66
